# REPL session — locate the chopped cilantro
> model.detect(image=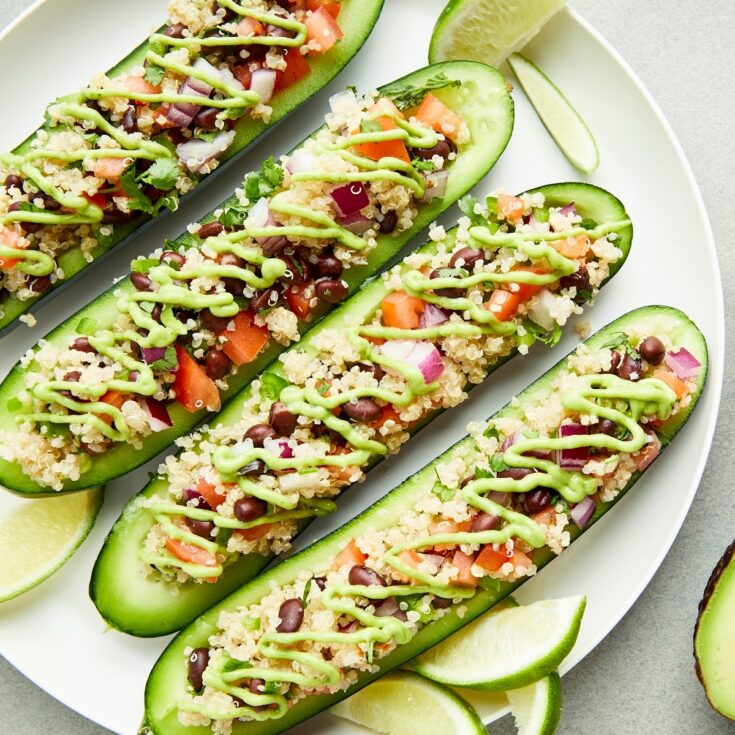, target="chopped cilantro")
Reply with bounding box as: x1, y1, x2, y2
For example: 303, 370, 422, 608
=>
149, 345, 178, 373
261, 372, 288, 401
533, 207, 550, 223
221, 654, 251, 673
119, 165, 155, 214
243, 157, 284, 201
219, 203, 248, 228
138, 158, 180, 191
431, 481, 455, 502
241, 616, 260, 631
489, 454, 509, 474
411, 157, 437, 172
144, 64, 165, 87
300, 578, 313, 607
359, 118, 383, 135
130, 258, 160, 274
263, 681, 280, 695
458, 194, 486, 227
601, 331, 638, 358
386, 72, 461, 111
579, 217, 598, 230
521, 319, 562, 347
475, 467, 493, 480
483, 426, 500, 440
